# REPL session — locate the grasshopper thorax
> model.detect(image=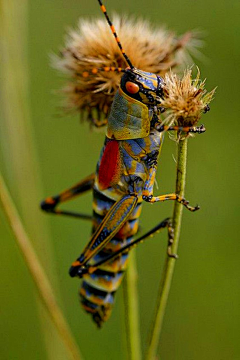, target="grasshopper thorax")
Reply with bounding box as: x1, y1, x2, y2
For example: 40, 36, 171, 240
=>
107, 68, 164, 141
